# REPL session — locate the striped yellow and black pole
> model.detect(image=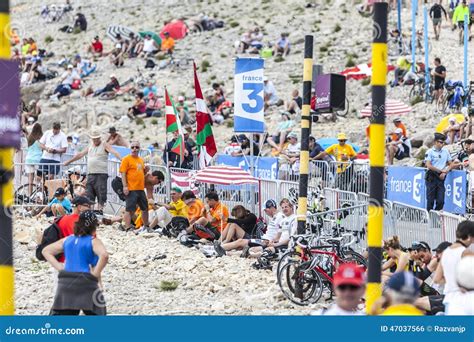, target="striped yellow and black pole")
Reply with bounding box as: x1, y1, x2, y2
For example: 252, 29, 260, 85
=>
366, 2, 388, 314
366, 3, 388, 313
297, 35, 313, 234
0, 0, 14, 315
